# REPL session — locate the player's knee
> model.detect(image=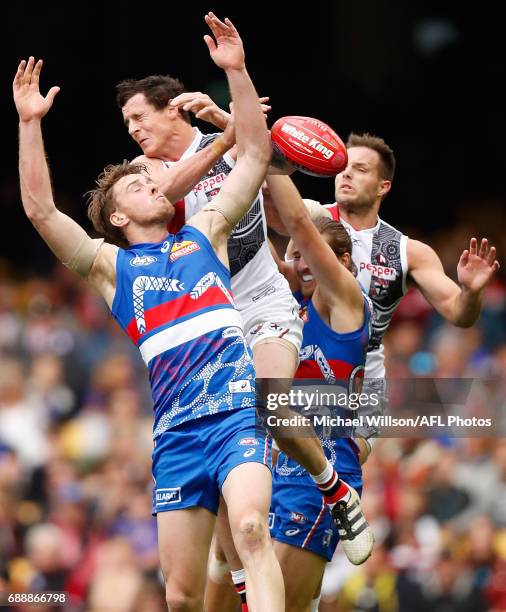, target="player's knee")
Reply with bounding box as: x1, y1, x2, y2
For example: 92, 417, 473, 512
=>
165, 584, 203, 611
235, 511, 269, 556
